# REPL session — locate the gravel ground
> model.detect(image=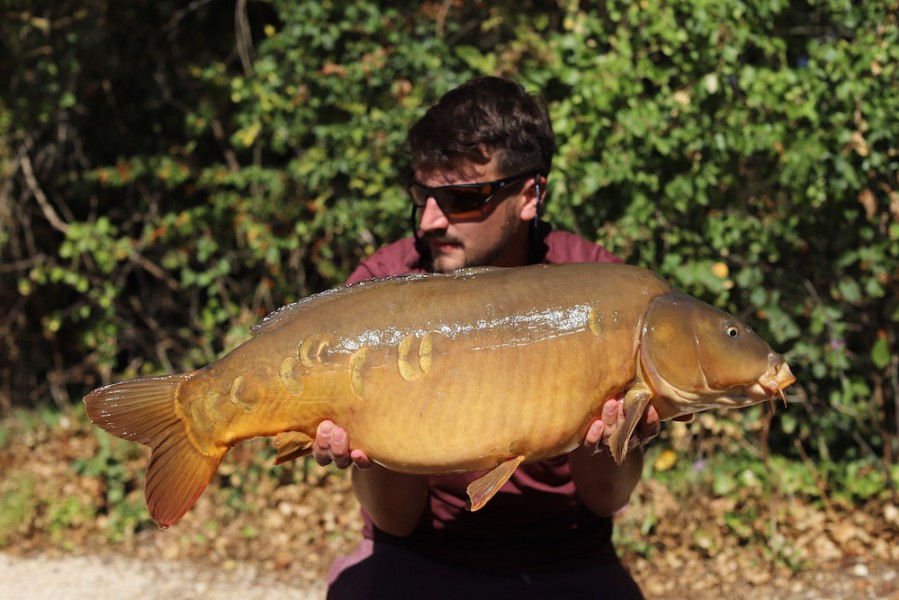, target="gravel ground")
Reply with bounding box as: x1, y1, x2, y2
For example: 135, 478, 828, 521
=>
0, 552, 324, 600
4, 550, 898, 600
